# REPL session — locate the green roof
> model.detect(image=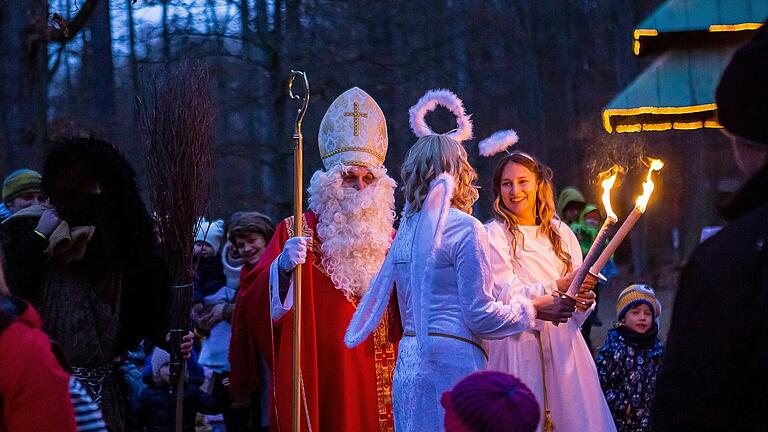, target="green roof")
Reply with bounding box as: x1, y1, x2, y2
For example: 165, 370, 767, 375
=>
602, 43, 742, 133
633, 0, 767, 55
603, 0, 766, 133
638, 0, 768, 33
